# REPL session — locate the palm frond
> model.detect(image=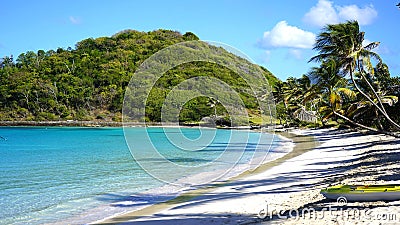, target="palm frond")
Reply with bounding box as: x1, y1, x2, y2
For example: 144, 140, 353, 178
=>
381, 95, 399, 106
364, 41, 380, 51
329, 92, 341, 107
337, 87, 356, 99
